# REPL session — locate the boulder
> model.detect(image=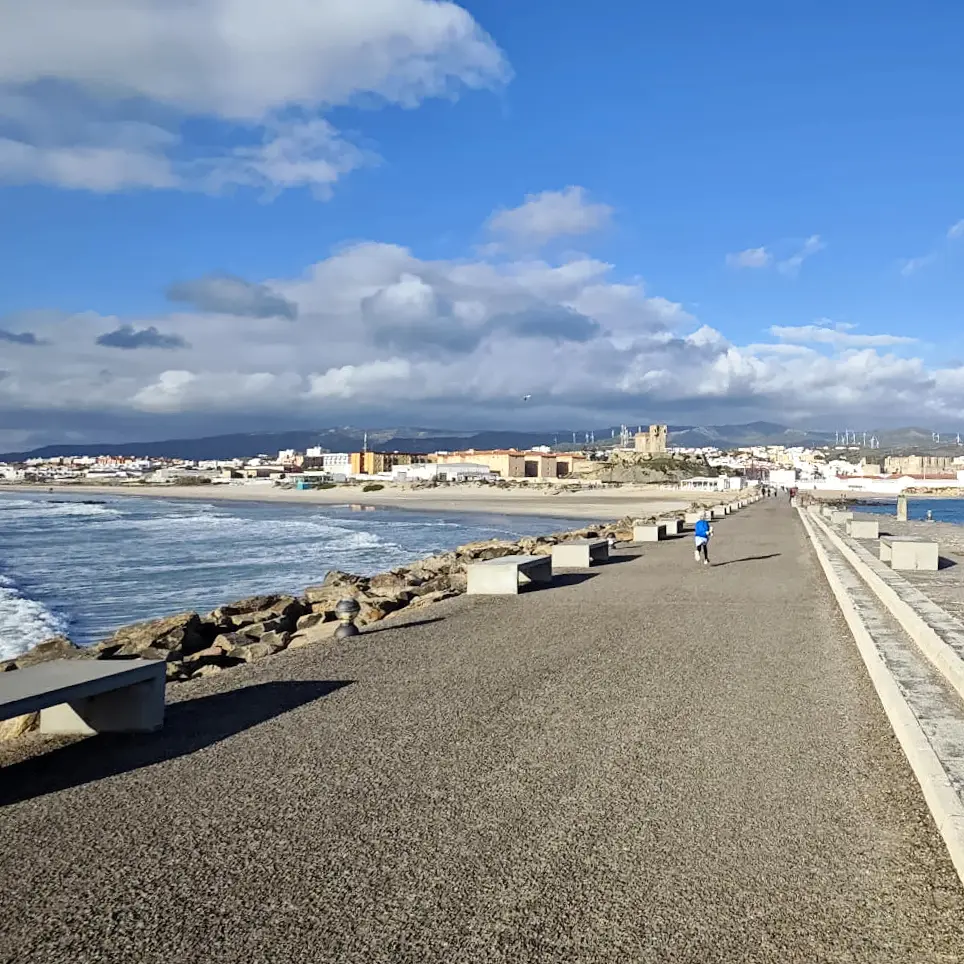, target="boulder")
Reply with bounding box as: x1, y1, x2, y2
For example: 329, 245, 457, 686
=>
135, 646, 181, 662
236, 618, 285, 638
408, 552, 458, 578
320, 569, 370, 590
0, 712, 39, 741
227, 640, 278, 663
94, 612, 206, 659
212, 632, 252, 652
368, 571, 413, 596
258, 630, 289, 650
296, 612, 331, 632
407, 588, 459, 609
455, 539, 521, 561
286, 619, 341, 649
9, 636, 87, 669
190, 664, 224, 680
